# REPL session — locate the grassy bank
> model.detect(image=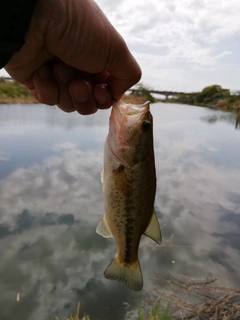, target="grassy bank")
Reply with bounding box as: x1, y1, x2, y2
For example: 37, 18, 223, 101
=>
0, 78, 144, 105
126, 83, 240, 113
56, 300, 172, 320
0, 78, 37, 103
58, 276, 240, 320
163, 84, 240, 112
215, 99, 240, 112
